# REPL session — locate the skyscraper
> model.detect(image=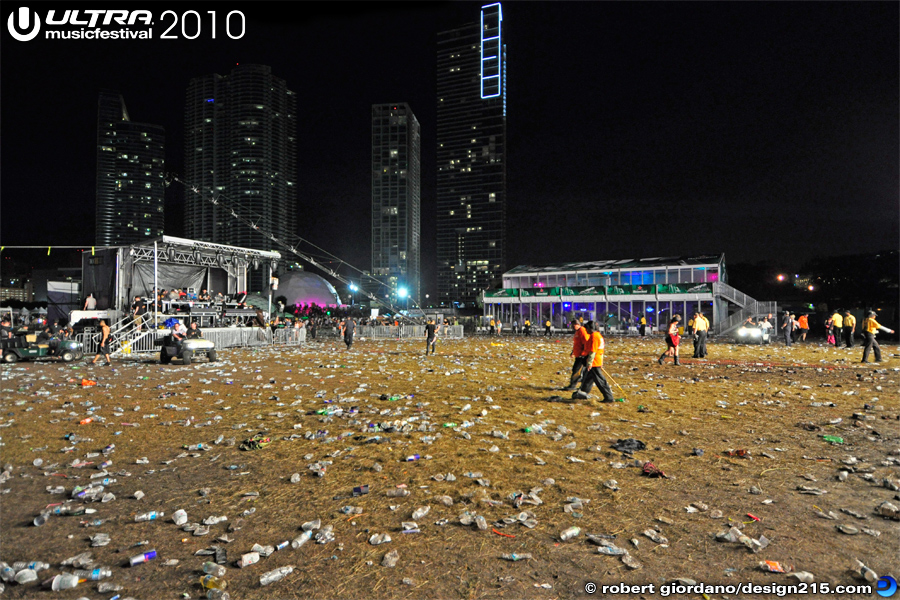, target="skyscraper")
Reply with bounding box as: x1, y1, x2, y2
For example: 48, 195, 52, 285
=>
184, 64, 297, 290
436, 3, 507, 306
95, 90, 165, 245
371, 103, 421, 304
